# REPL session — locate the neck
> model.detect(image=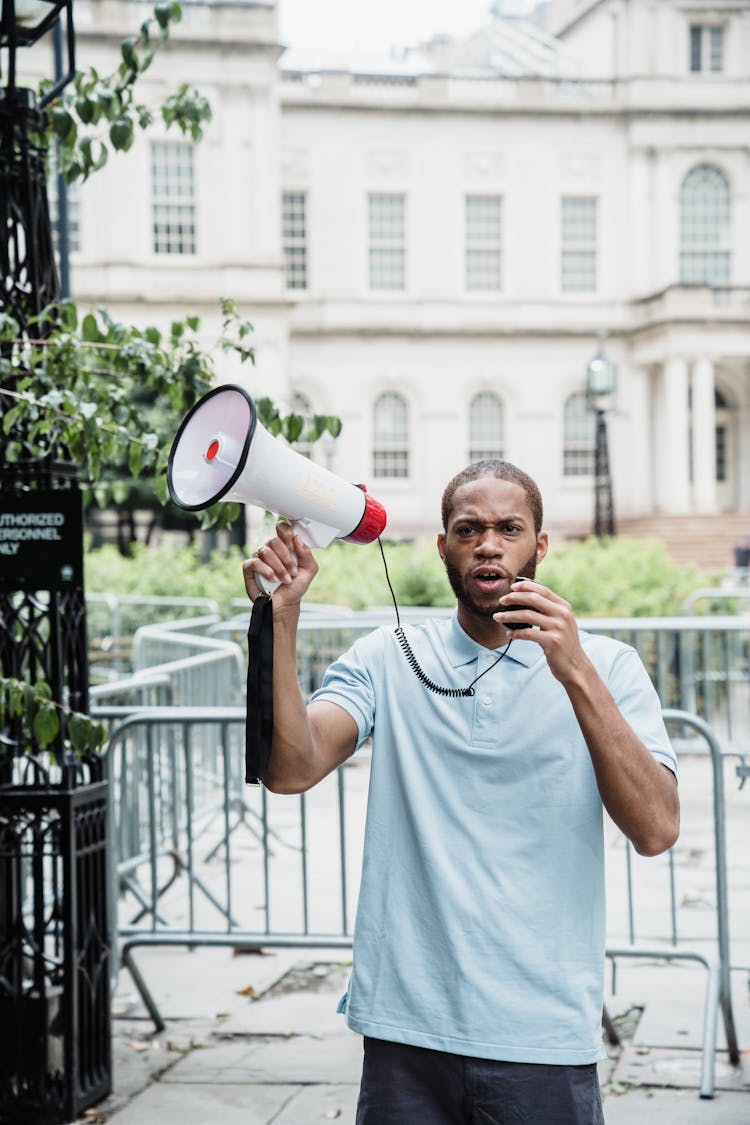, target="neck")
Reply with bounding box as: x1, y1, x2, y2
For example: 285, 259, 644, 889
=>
456, 602, 508, 650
